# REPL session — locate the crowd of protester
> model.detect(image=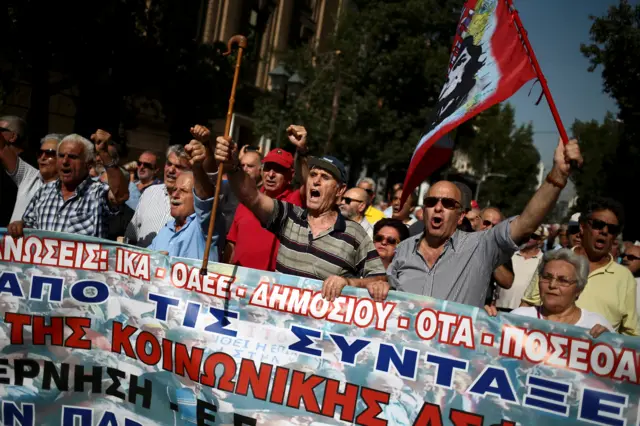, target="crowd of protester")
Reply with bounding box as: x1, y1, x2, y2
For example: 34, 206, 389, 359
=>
1, 114, 638, 339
